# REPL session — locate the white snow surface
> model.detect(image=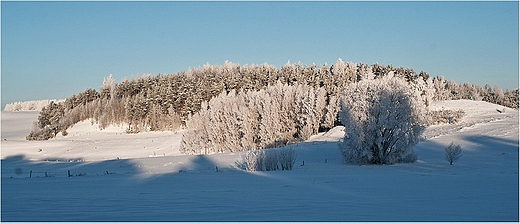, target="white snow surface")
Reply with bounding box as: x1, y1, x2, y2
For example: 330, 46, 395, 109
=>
3, 99, 65, 111
1, 100, 518, 221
